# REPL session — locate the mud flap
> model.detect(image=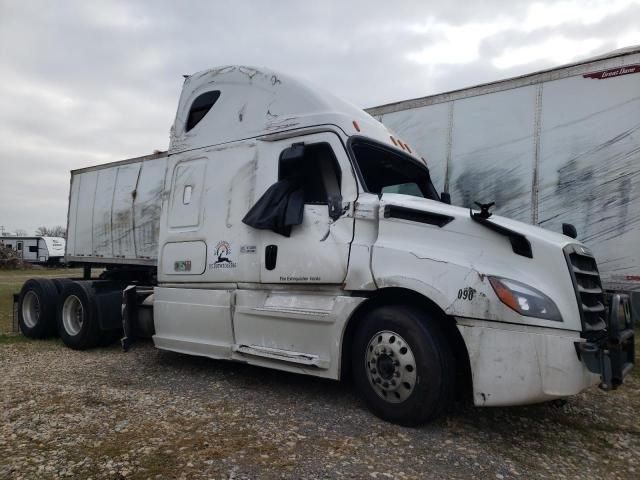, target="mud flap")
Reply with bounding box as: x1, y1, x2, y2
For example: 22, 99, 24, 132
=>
121, 286, 137, 352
